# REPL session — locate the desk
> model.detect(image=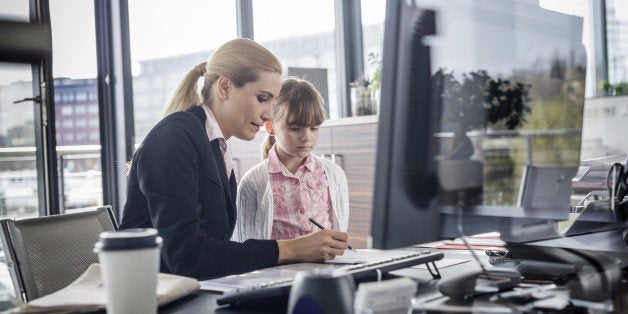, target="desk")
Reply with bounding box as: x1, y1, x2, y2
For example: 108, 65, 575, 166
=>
160, 293, 285, 314
158, 249, 478, 313
158, 247, 626, 313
